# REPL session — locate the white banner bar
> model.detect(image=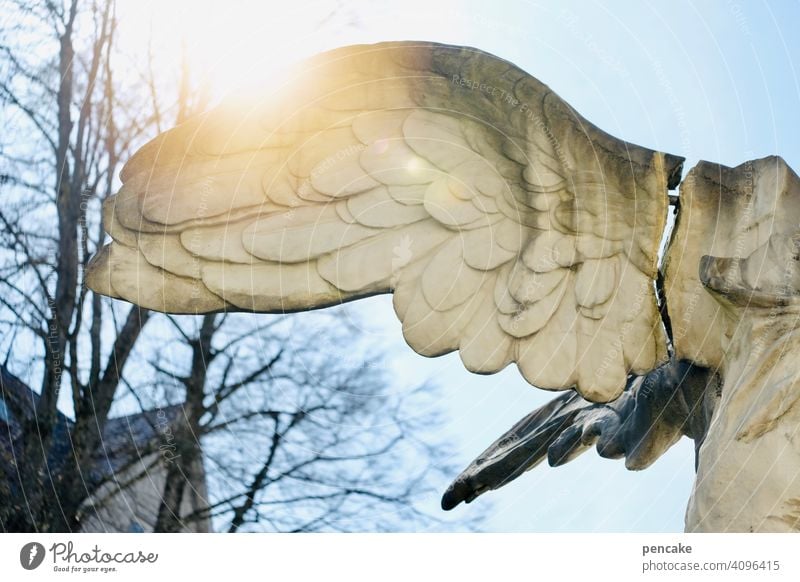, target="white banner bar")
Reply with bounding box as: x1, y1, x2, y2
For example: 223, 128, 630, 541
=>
1, 533, 797, 581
